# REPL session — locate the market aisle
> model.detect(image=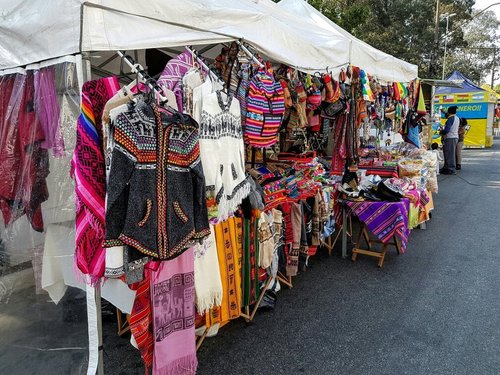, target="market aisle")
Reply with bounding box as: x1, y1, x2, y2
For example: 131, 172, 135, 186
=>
194, 145, 500, 375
